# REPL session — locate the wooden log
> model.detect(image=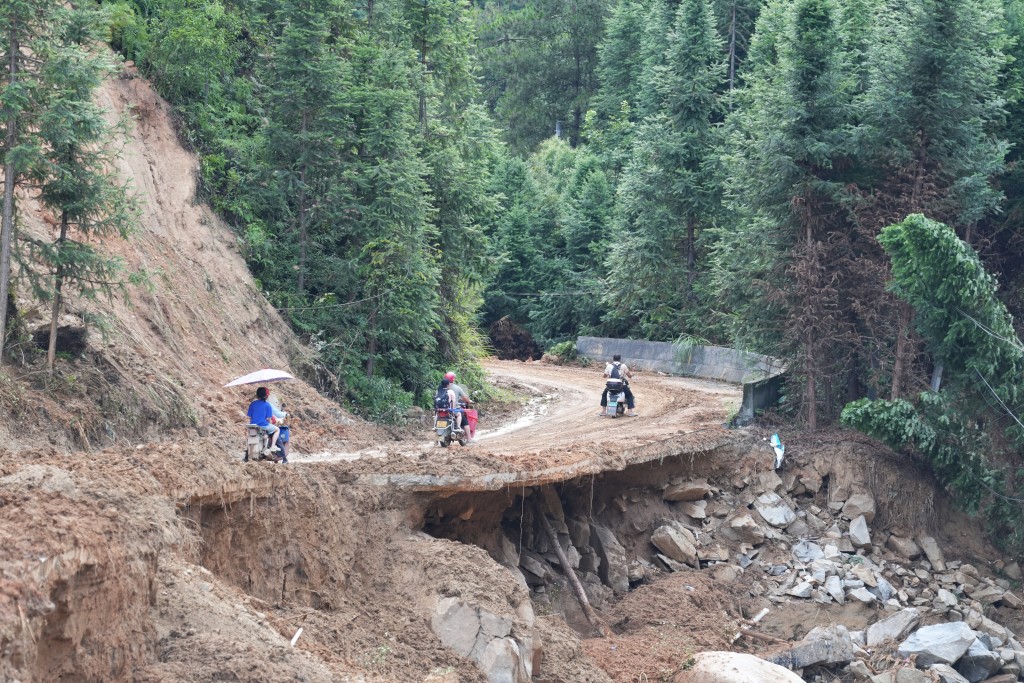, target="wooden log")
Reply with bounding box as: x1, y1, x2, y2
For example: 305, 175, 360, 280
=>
535, 500, 608, 637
